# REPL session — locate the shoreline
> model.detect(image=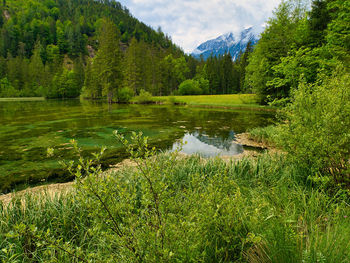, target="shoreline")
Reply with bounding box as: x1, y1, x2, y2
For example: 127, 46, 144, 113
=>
0, 133, 275, 206
0, 96, 275, 112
